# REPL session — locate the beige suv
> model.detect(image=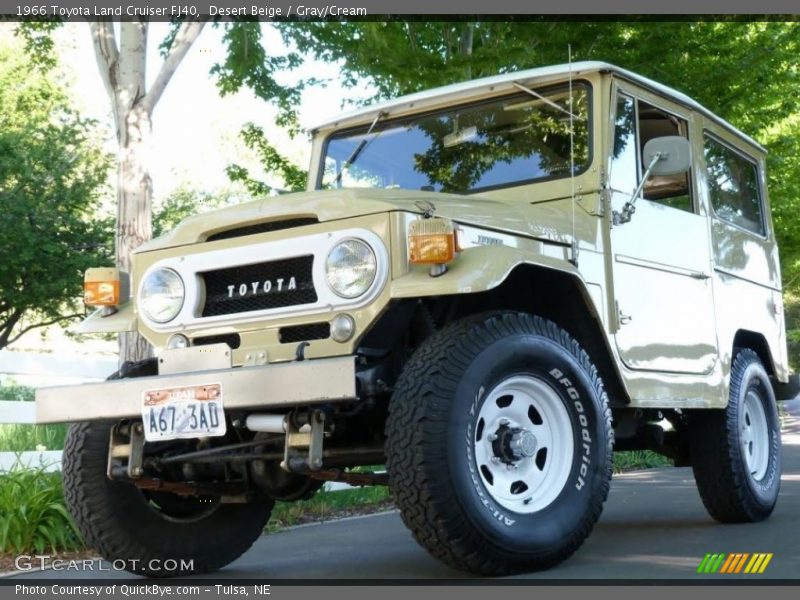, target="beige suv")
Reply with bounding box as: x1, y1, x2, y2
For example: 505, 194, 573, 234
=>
38, 61, 795, 577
